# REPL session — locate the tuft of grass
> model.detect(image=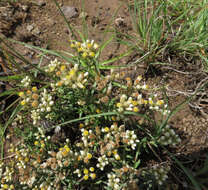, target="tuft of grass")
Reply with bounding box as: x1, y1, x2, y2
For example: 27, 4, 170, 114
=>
117, 0, 208, 65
